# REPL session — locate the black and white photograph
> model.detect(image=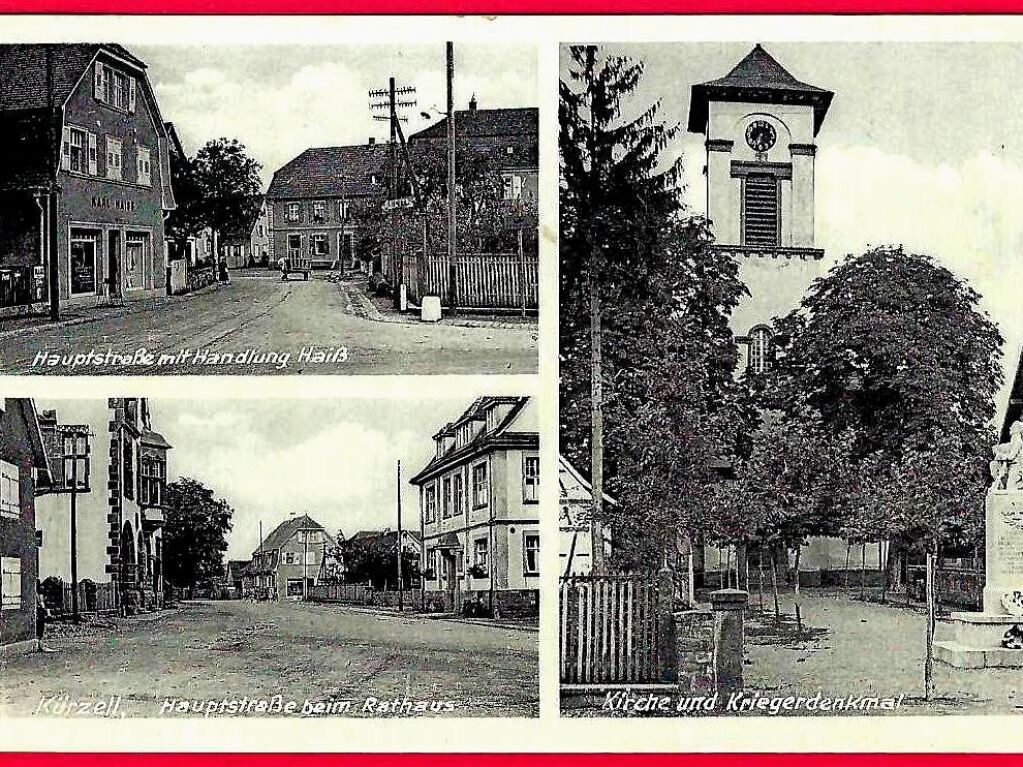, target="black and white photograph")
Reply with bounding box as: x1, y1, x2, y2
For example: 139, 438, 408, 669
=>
559, 42, 1023, 716
0, 395, 540, 717
0, 41, 539, 375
